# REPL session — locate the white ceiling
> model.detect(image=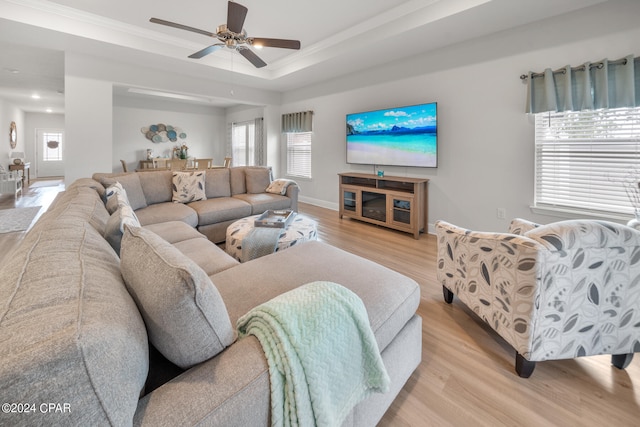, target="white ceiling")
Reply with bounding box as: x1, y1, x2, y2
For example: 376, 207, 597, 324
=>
0, 0, 609, 113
